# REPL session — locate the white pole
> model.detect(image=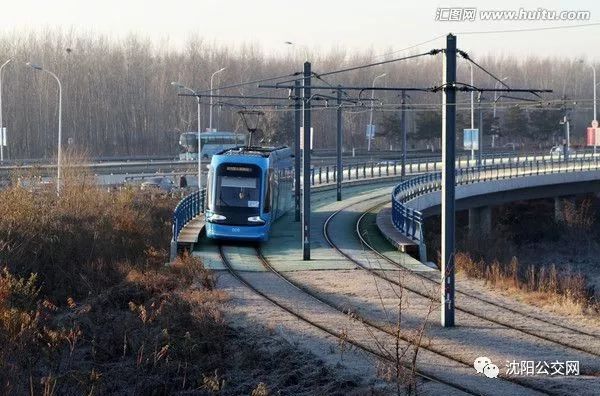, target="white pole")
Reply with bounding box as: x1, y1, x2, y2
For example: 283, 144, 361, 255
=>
51, 71, 63, 196
209, 67, 226, 131
592, 65, 597, 155
368, 73, 386, 152
593, 65, 597, 122
0, 59, 11, 163
469, 63, 474, 129
27, 63, 62, 194
197, 95, 202, 194
171, 82, 203, 194
368, 86, 375, 152
209, 80, 214, 132
566, 118, 571, 149
470, 64, 475, 161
